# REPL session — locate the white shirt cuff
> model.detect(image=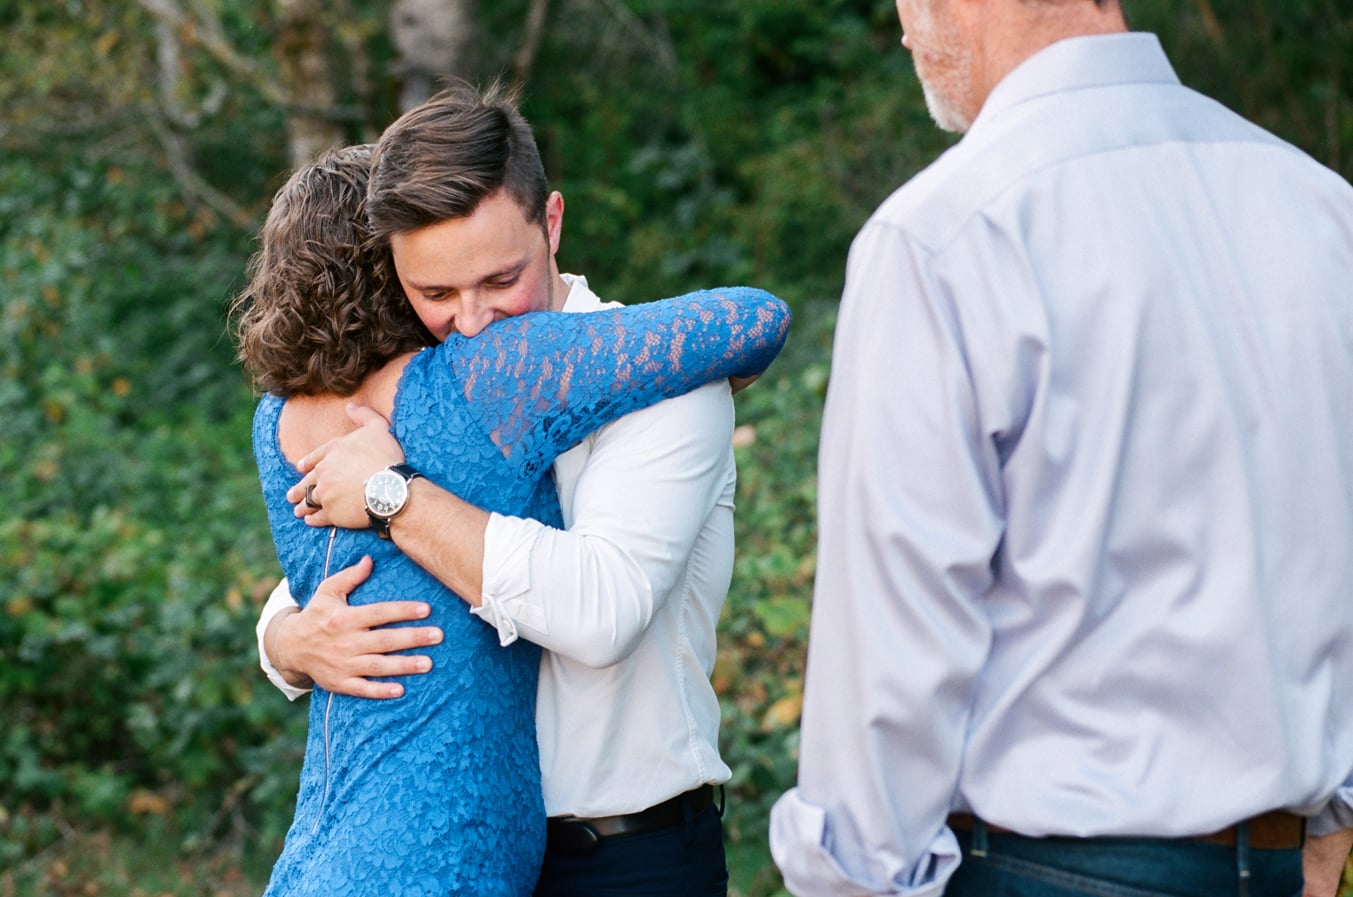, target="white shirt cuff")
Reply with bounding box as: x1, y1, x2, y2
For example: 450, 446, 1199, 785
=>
470, 512, 549, 646
1309, 782, 1353, 837
769, 789, 959, 897
257, 578, 311, 701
